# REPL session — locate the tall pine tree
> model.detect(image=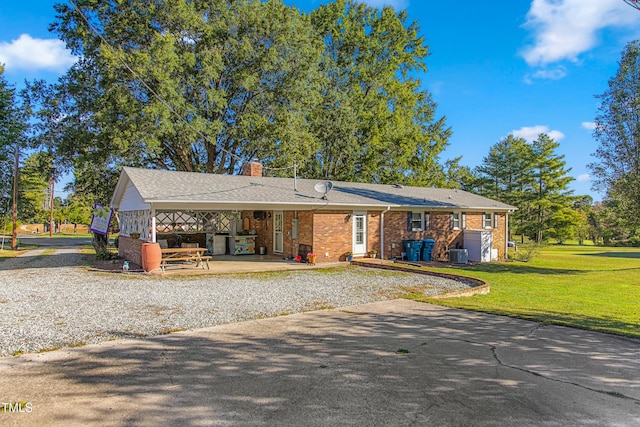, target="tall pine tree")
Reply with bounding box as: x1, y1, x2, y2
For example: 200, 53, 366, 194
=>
474, 133, 575, 242
589, 40, 640, 230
